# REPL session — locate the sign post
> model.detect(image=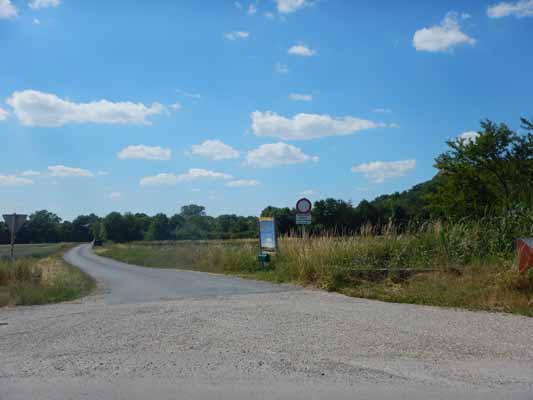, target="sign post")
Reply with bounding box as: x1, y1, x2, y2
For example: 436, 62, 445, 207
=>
295, 198, 312, 239
517, 238, 533, 273
258, 217, 277, 268
3, 213, 27, 263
